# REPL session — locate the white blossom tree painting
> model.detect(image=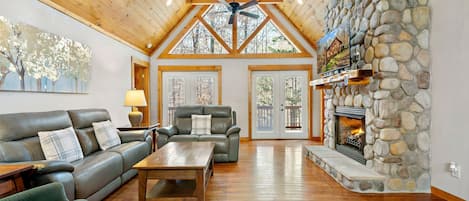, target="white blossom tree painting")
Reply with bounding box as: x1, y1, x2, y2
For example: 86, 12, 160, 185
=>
0, 16, 91, 93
